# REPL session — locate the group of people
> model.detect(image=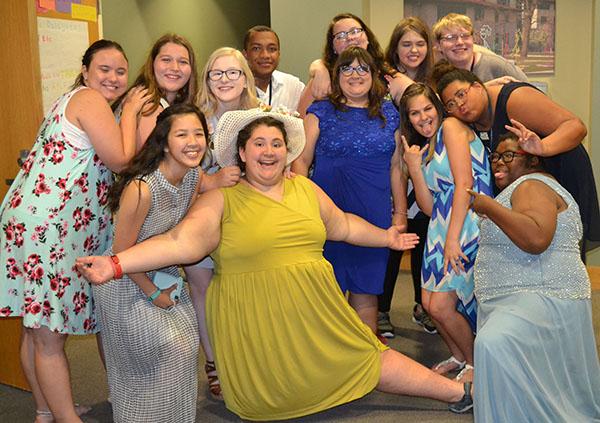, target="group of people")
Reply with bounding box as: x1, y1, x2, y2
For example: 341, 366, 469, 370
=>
1, 10, 599, 423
